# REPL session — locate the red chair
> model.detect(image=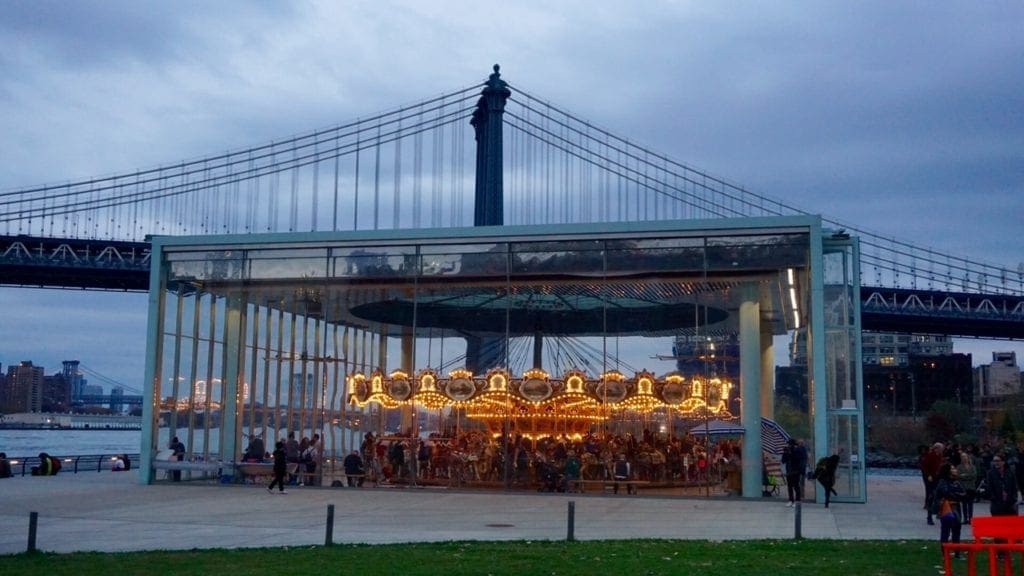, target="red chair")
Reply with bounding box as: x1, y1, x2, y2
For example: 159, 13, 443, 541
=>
943, 516, 1024, 576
